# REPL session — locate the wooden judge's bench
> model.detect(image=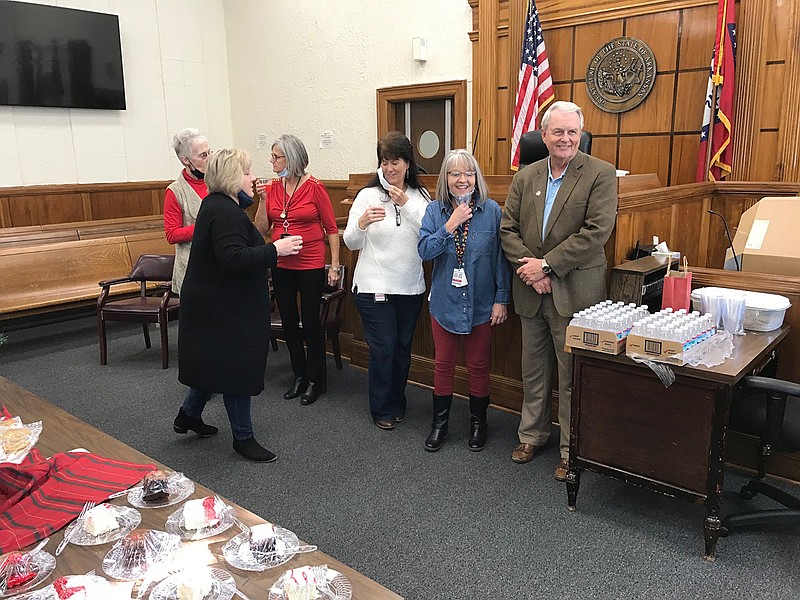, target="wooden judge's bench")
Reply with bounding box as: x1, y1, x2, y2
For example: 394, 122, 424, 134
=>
332, 174, 800, 482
